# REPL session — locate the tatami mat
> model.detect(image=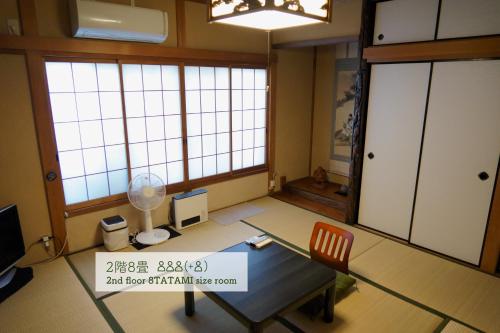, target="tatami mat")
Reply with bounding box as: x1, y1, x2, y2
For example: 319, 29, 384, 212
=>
0, 258, 112, 333
68, 220, 261, 299
441, 321, 479, 333
244, 197, 385, 260
349, 240, 500, 333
